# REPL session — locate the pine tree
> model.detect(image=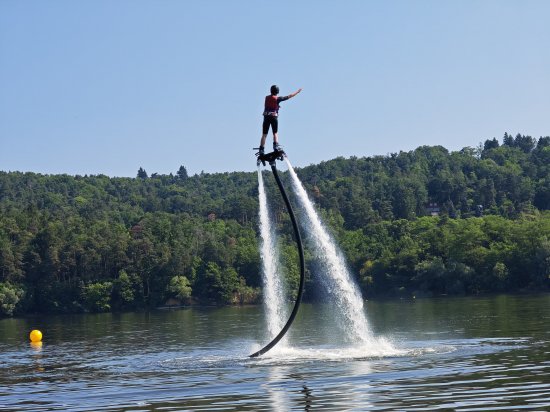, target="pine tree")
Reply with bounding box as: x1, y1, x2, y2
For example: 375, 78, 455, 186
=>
177, 165, 188, 180
137, 167, 148, 179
